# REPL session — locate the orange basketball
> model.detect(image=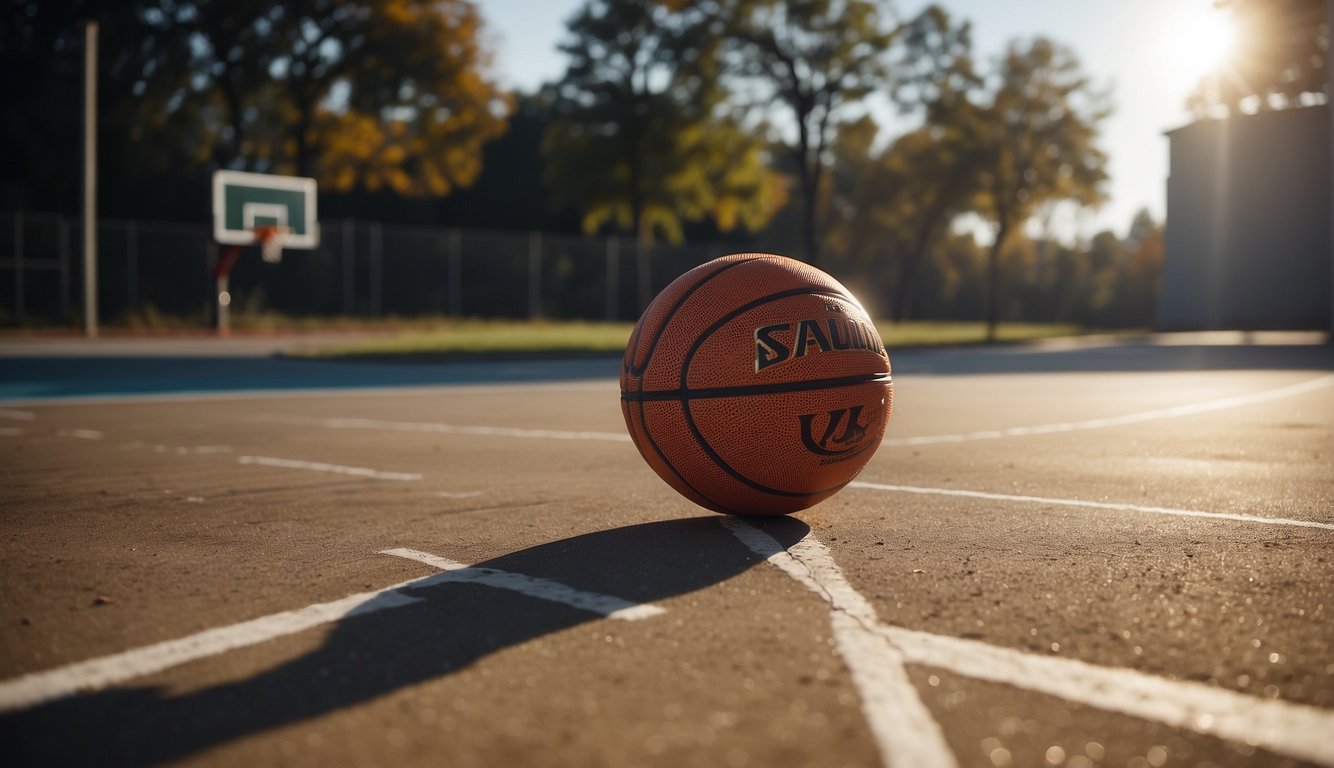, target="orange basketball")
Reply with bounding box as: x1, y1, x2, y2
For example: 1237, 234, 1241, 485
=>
620, 253, 893, 516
